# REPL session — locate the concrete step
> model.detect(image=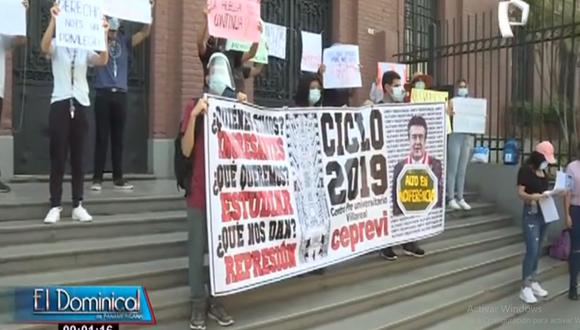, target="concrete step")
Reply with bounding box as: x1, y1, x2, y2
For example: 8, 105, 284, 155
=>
0, 202, 498, 247
425, 271, 570, 330
0, 210, 510, 277
0, 211, 187, 246
132, 226, 525, 327
0, 232, 186, 276
310, 257, 567, 330
0, 180, 184, 222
